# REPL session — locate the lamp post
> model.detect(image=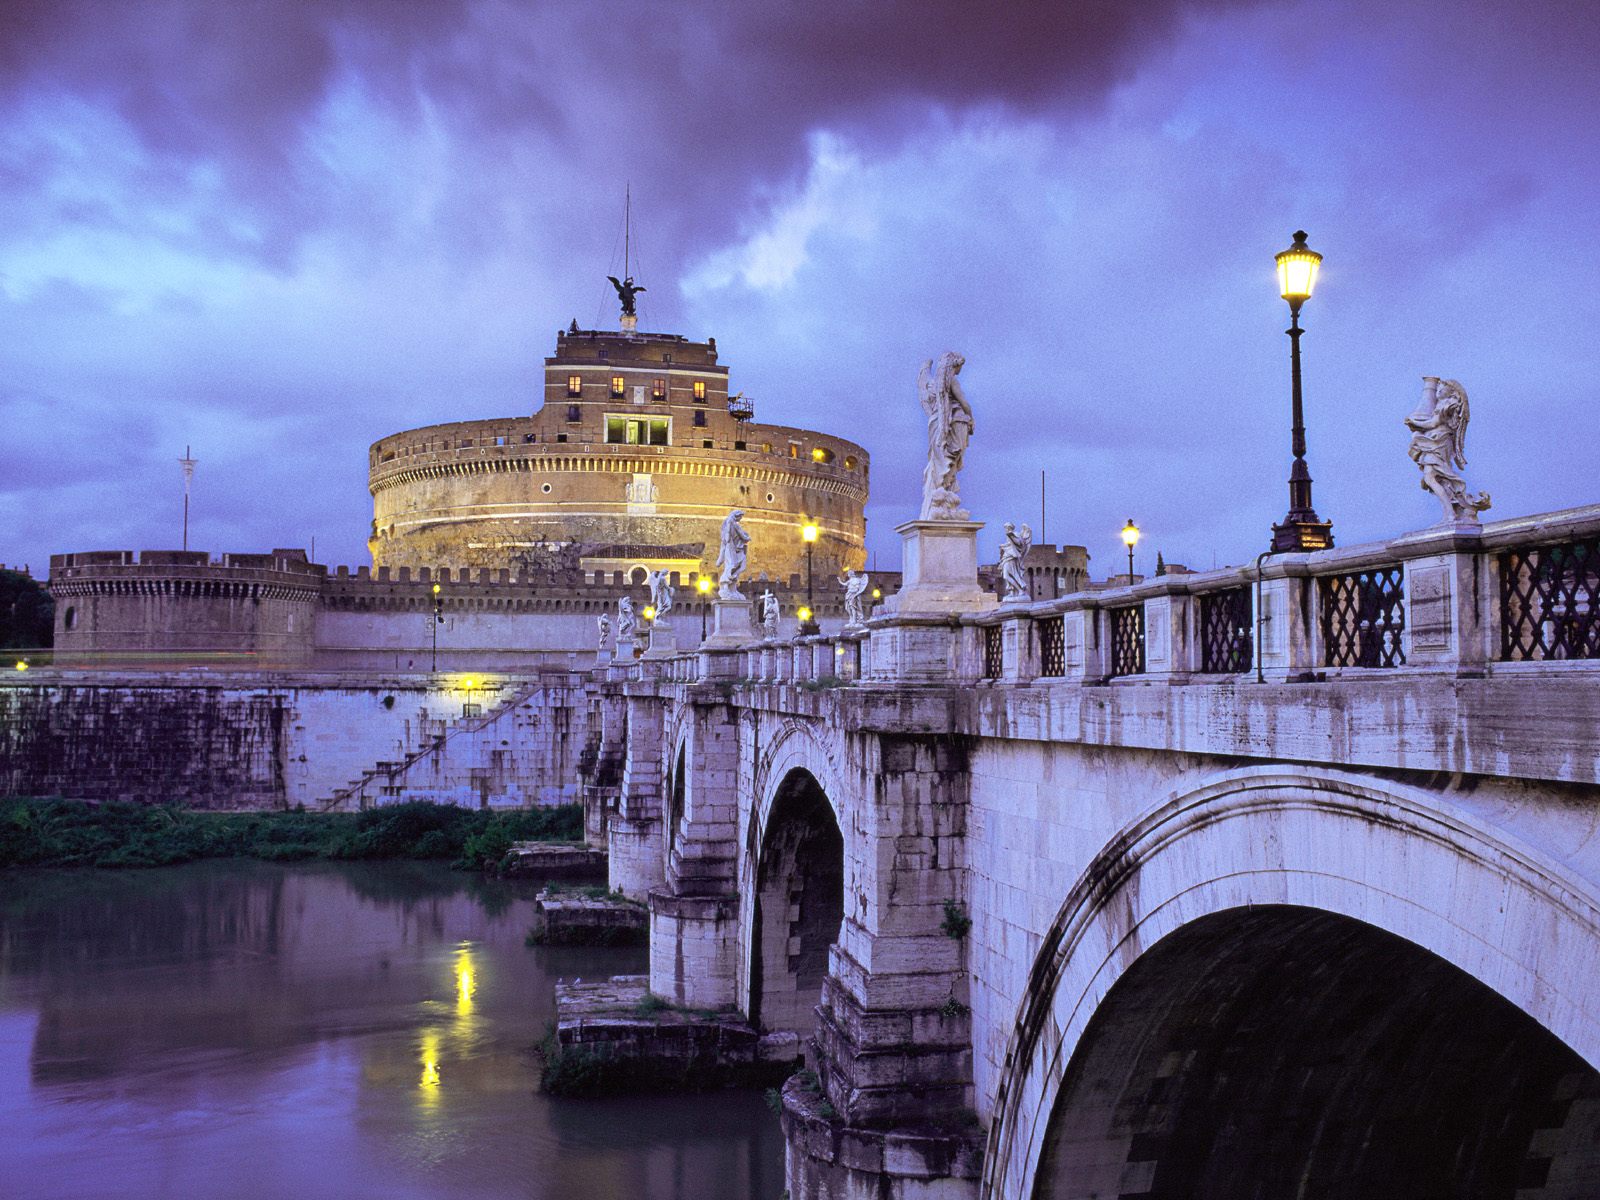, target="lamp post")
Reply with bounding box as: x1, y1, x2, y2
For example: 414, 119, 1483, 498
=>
1121, 518, 1141, 583
696, 575, 712, 640
1270, 231, 1334, 552
800, 520, 820, 635
431, 583, 442, 671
